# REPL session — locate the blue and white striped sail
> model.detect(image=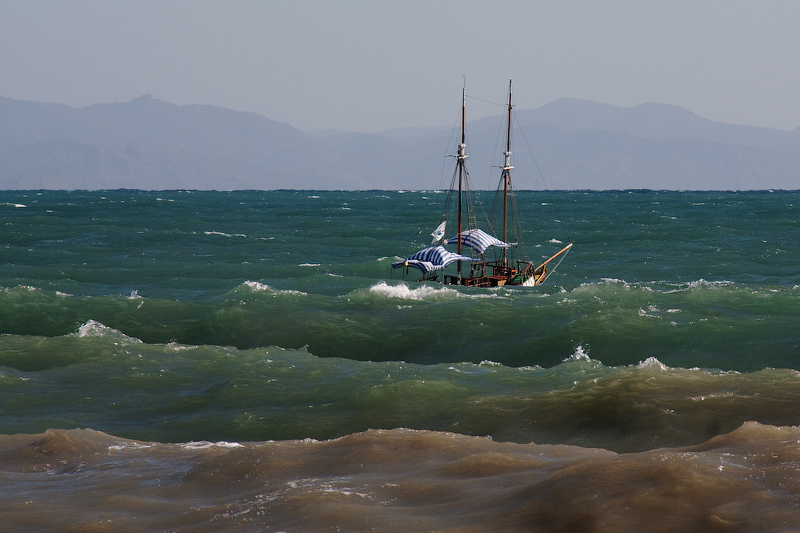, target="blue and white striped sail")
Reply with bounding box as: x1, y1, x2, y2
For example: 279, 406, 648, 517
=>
446, 228, 509, 255
392, 246, 474, 273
